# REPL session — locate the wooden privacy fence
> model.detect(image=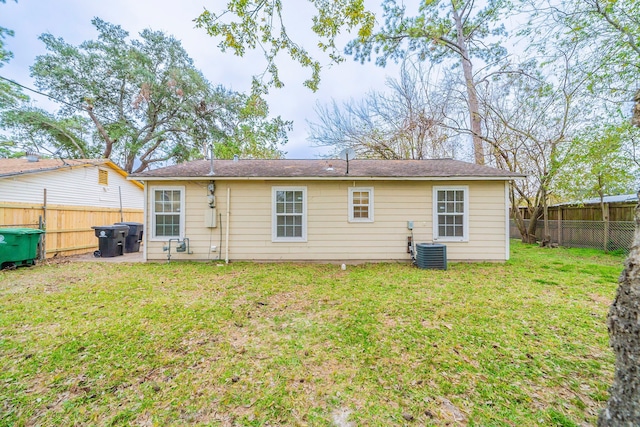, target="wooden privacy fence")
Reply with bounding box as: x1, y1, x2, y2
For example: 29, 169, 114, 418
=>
0, 202, 143, 258
510, 219, 634, 253
518, 203, 636, 222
